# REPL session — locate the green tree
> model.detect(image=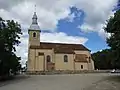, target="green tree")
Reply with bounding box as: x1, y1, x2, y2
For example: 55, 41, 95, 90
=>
92, 49, 115, 70
0, 17, 22, 77
104, 10, 120, 69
